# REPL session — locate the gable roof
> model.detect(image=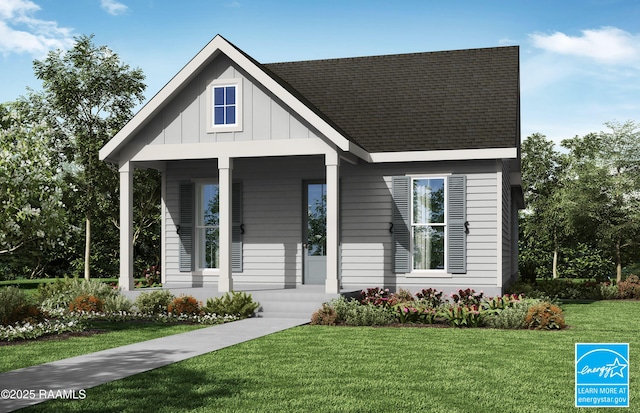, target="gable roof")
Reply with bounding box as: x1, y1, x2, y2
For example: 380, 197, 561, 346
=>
100, 35, 354, 163
100, 35, 520, 163
264, 46, 520, 153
